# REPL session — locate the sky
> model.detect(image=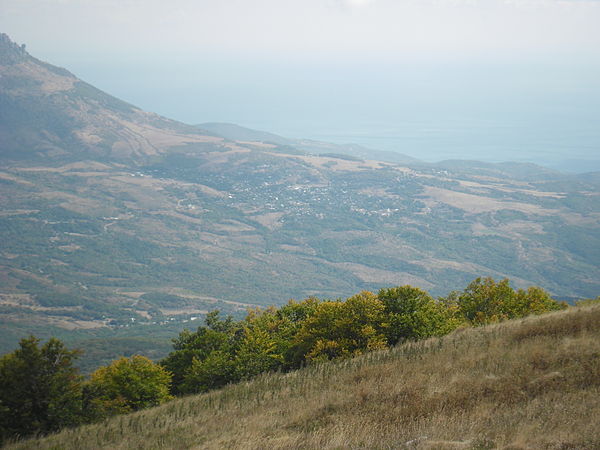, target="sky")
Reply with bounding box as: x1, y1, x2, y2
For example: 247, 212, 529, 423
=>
1, 0, 600, 169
